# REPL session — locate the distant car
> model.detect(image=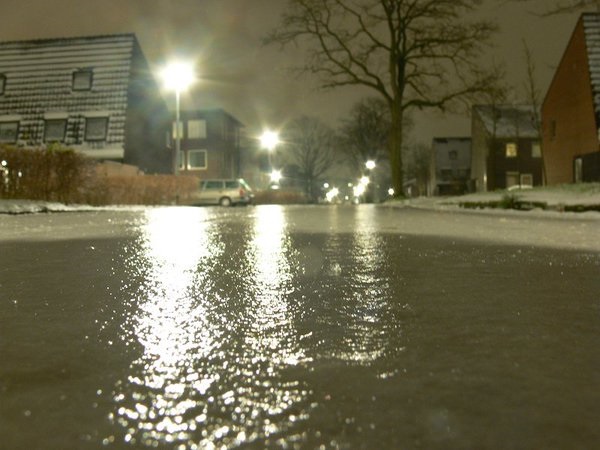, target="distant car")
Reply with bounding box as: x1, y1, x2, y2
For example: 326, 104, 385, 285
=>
190, 179, 254, 206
